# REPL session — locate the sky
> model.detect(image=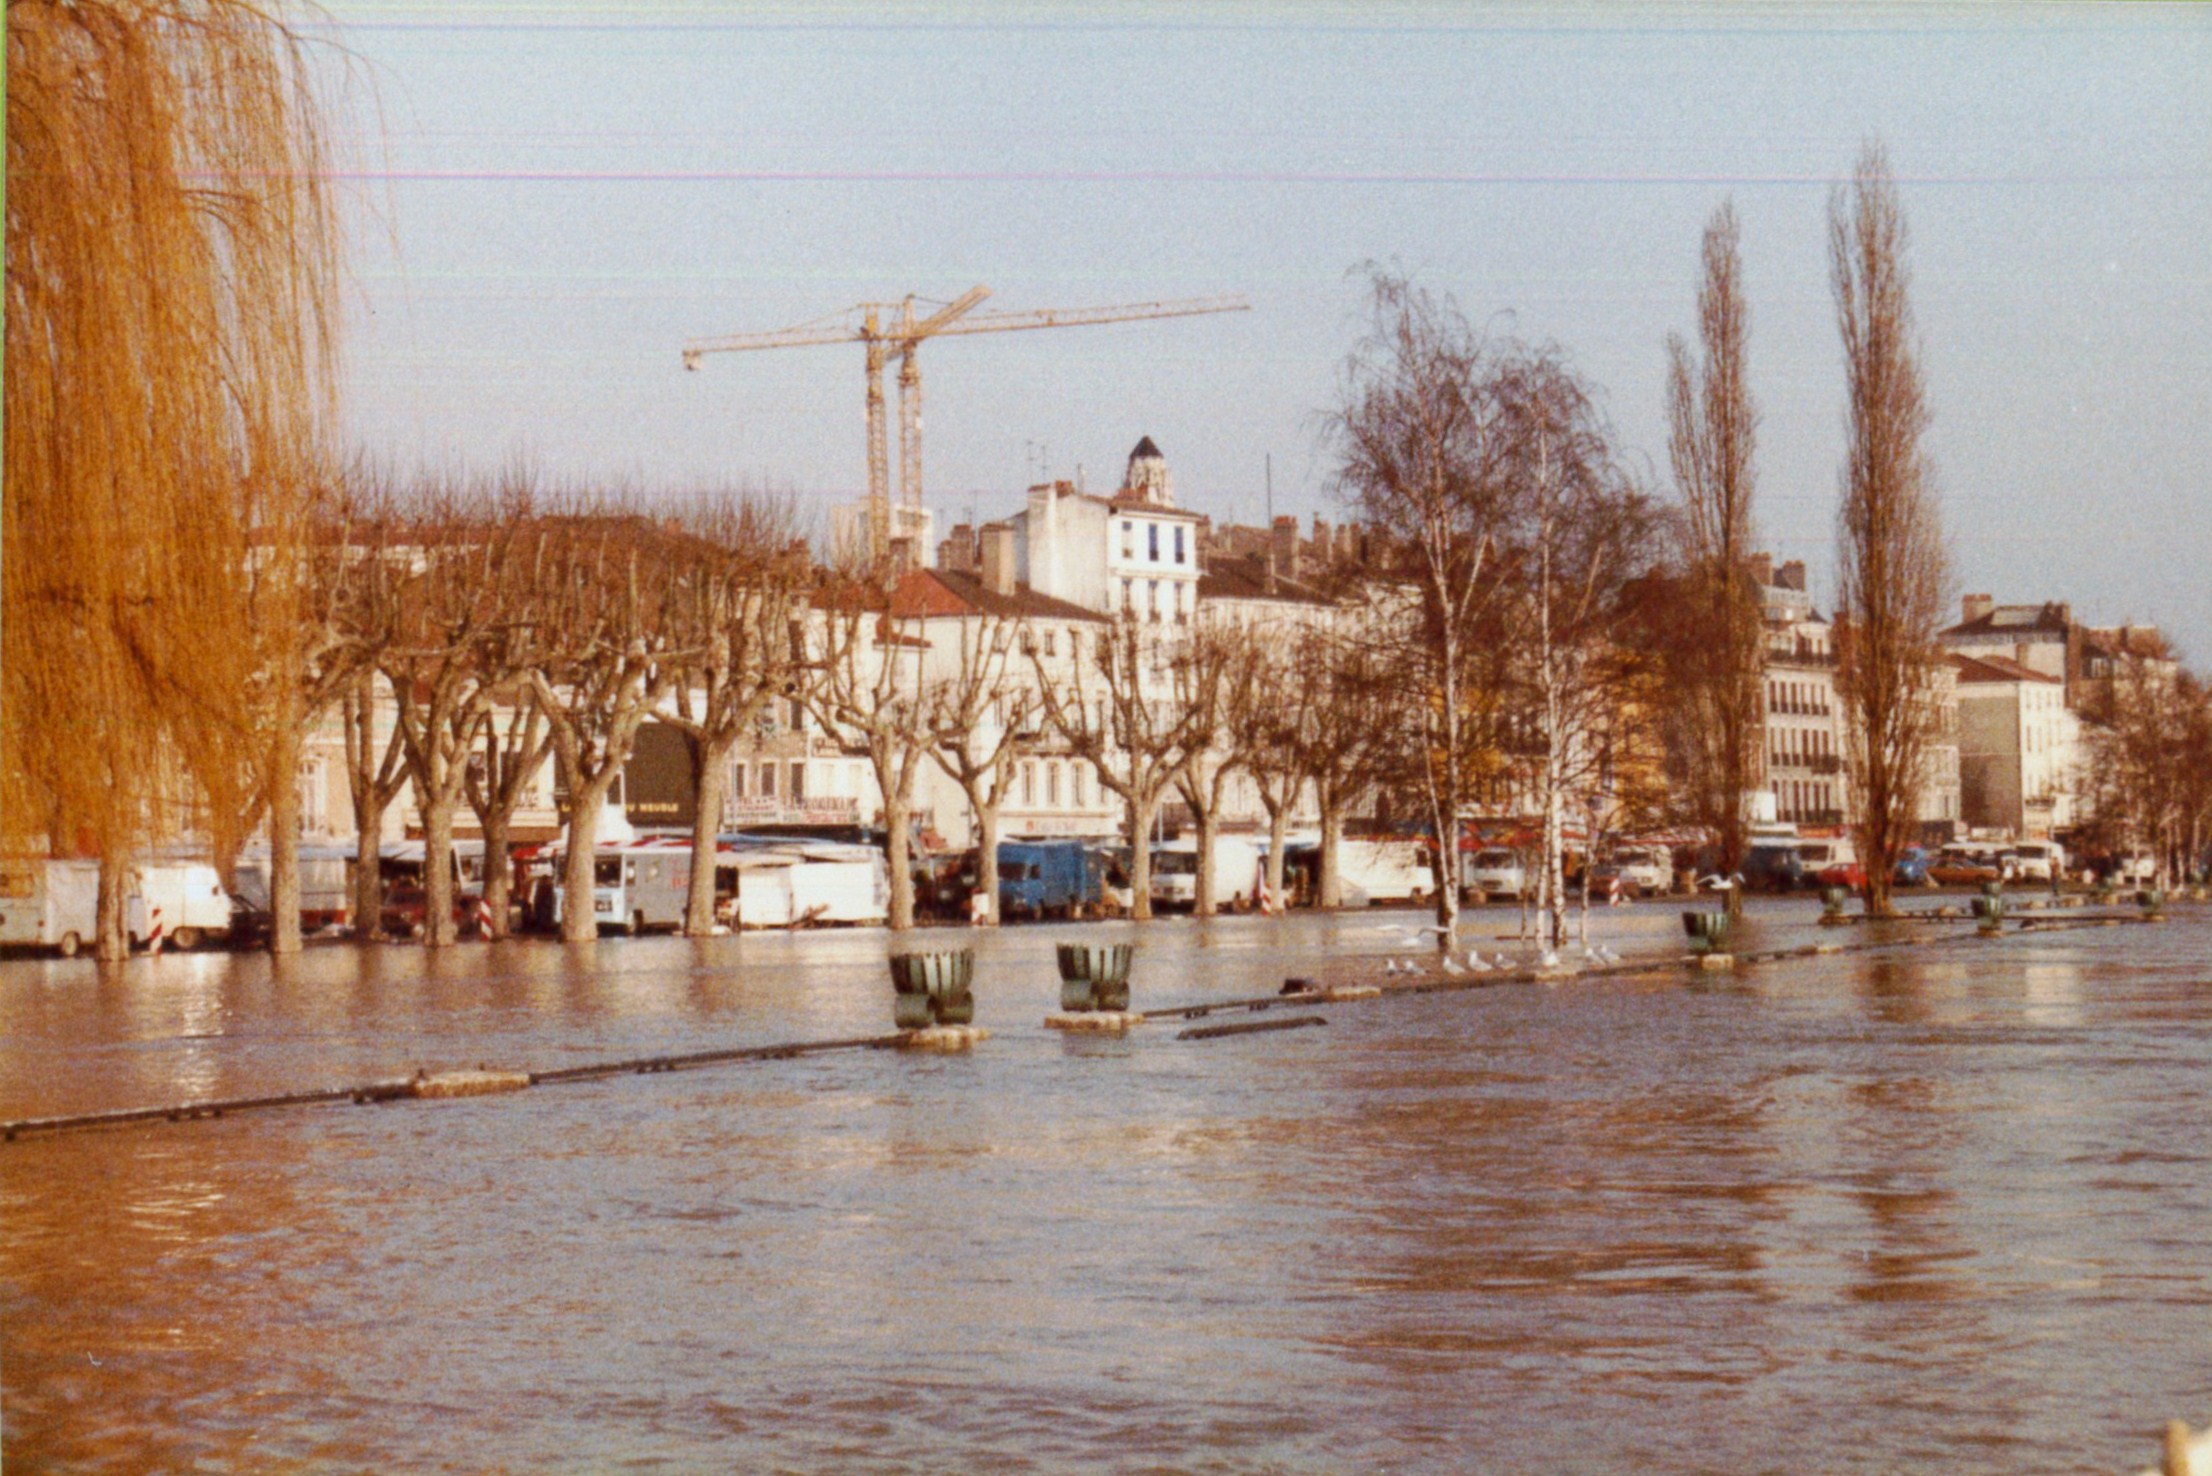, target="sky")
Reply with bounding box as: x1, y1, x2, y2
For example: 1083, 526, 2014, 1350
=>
316, 2, 2212, 653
